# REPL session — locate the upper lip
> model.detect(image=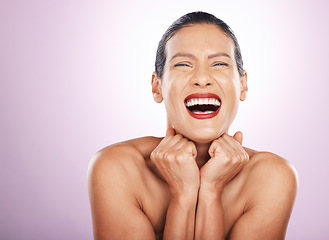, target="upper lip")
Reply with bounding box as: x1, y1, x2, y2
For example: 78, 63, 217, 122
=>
184, 93, 221, 102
